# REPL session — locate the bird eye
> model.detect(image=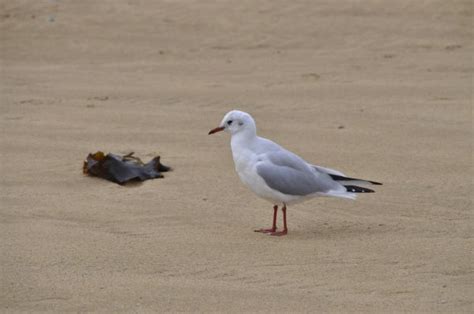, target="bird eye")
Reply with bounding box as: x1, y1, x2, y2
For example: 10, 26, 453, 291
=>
227, 120, 233, 125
